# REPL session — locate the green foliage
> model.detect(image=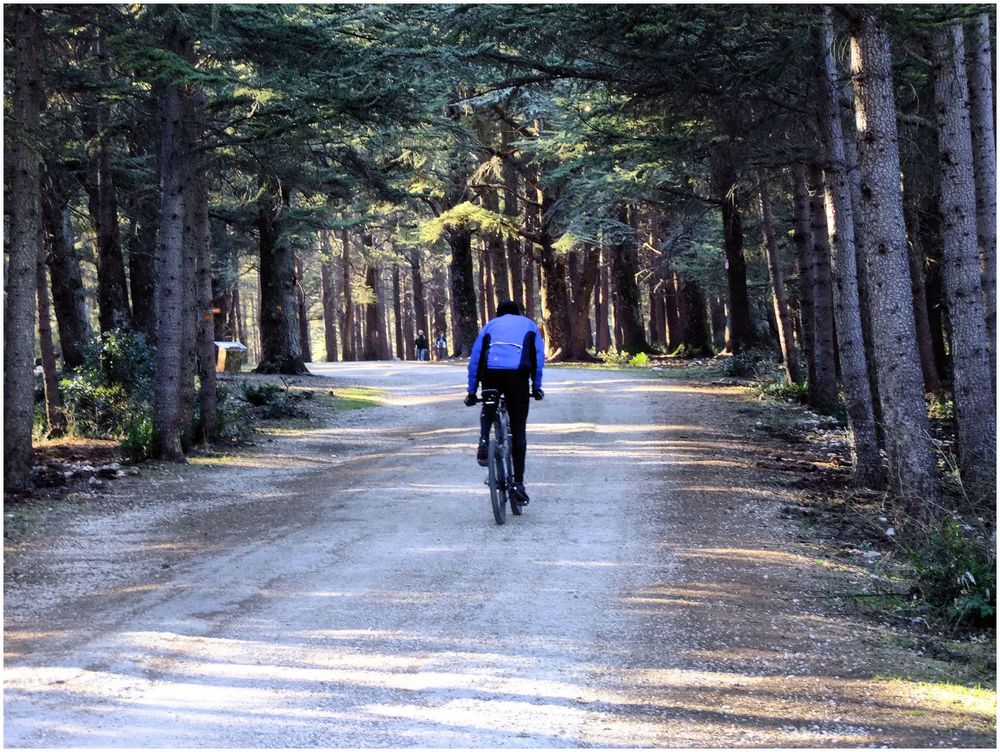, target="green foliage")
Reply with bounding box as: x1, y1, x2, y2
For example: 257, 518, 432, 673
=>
754, 378, 809, 404
240, 381, 306, 419
928, 395, 955, 420
121, 416, 154, 462
905, 519, 995, 628
216, 383, 259, 443
417, 201, 521, 244
60, 330, 156, 439
628, 352, 650, 367
597, 347, 632, 365
719, 348, 778, 379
